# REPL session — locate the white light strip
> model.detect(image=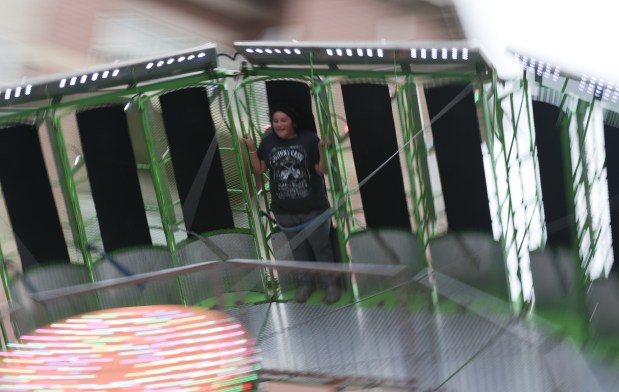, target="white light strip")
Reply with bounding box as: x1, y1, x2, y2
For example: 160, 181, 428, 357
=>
236, 42, 478, 67
516, 53, 564, 81
0, 43, 218, 105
